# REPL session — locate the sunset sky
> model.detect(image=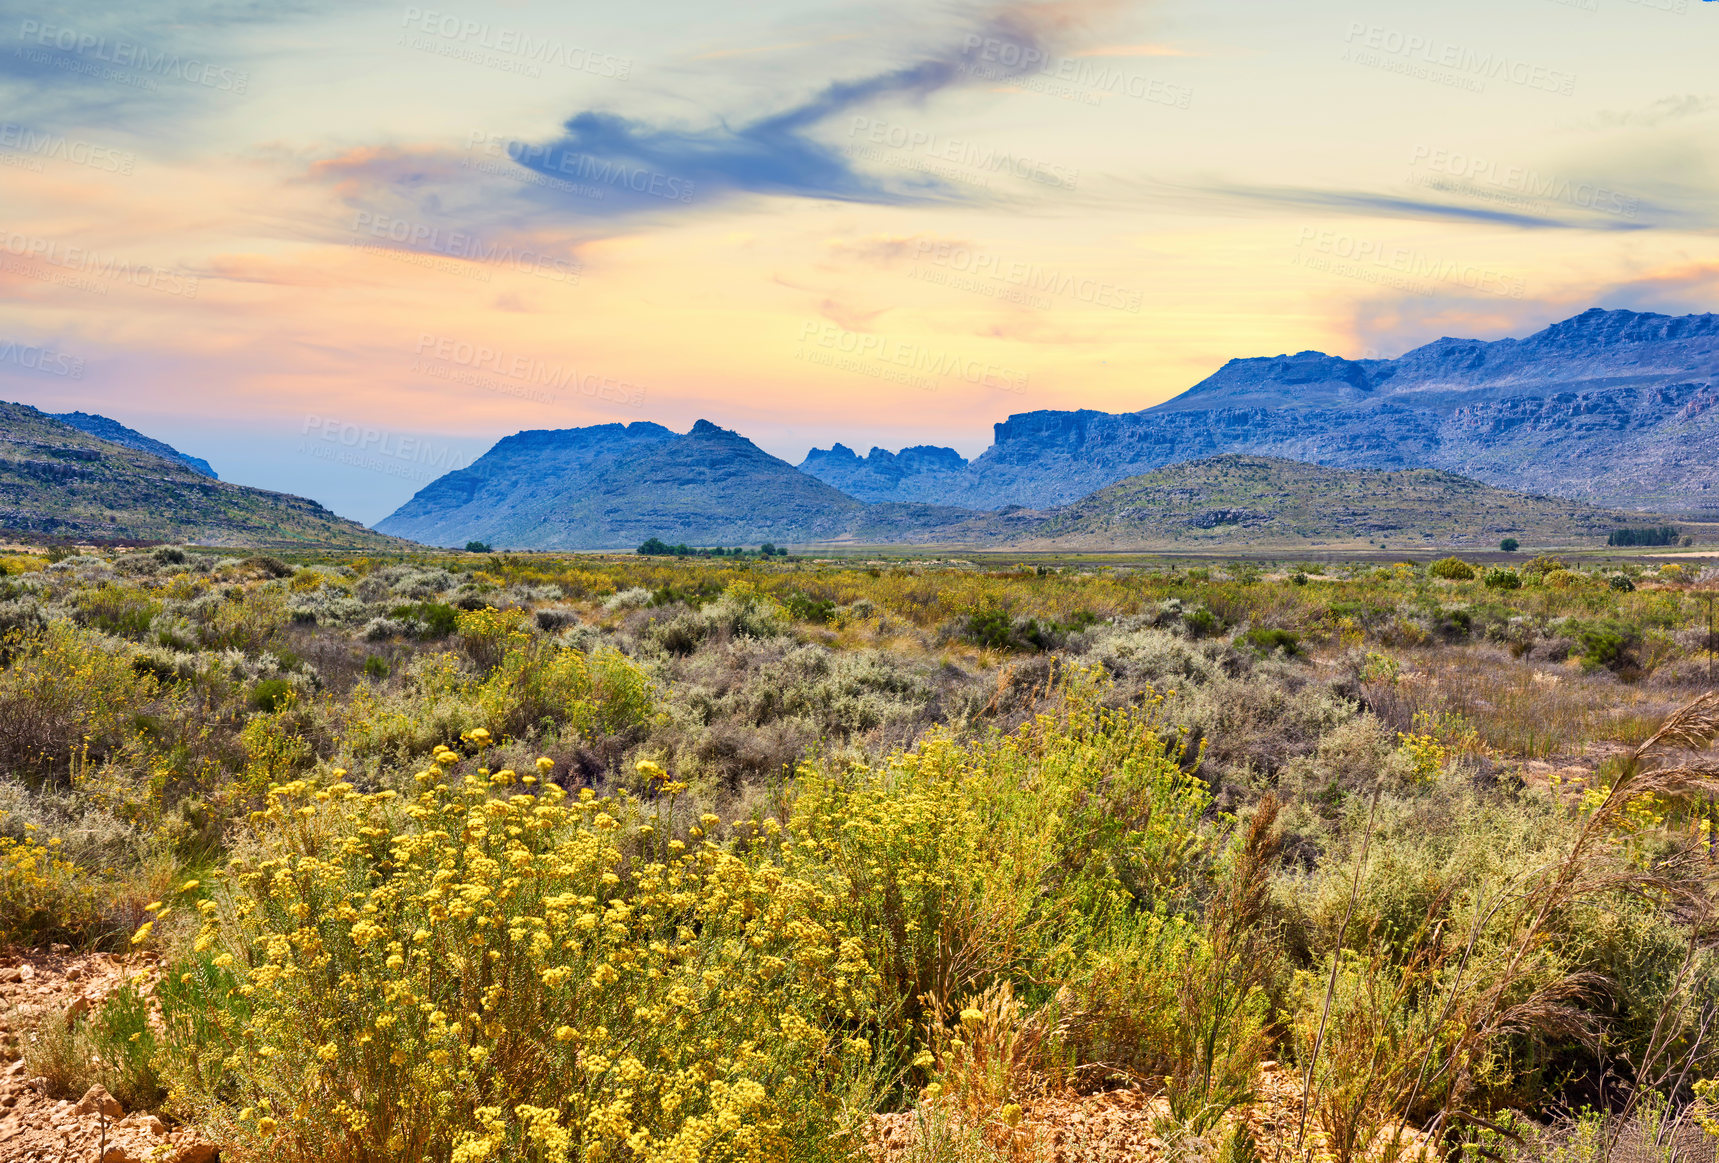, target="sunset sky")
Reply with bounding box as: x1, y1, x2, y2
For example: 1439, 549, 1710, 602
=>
1, 0, 1715, 522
